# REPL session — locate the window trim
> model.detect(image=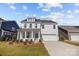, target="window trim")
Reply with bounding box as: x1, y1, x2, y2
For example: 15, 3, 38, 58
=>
24, 23, 27, 28
42, 25, 44, 29
26, 32, 30, 38
22, 32, 25, 38
35, 24, 37, 28
35, 33, 38, 38
29, 24, 32, 28
53, 25, 56, 29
